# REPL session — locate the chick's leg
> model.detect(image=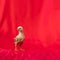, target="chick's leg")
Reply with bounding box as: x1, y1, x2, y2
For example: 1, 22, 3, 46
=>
18, 41, 24, 51
14, 42, 18, 51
